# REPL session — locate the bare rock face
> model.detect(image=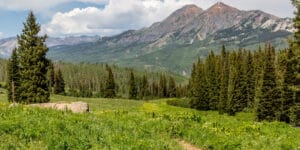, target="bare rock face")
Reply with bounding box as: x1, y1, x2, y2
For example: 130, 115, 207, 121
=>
29, 102, 89, 113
